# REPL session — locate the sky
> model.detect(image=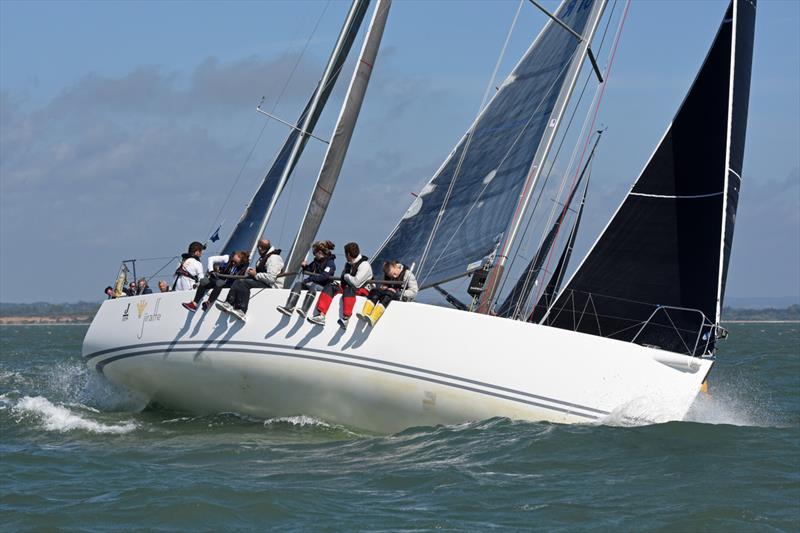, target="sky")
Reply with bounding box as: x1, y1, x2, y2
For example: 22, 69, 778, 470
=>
1, 0, 798, 304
